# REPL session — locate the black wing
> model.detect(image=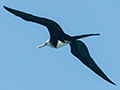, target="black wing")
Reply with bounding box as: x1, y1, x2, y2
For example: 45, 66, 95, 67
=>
70, 40, 116, 85
3, 6, 67, 39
